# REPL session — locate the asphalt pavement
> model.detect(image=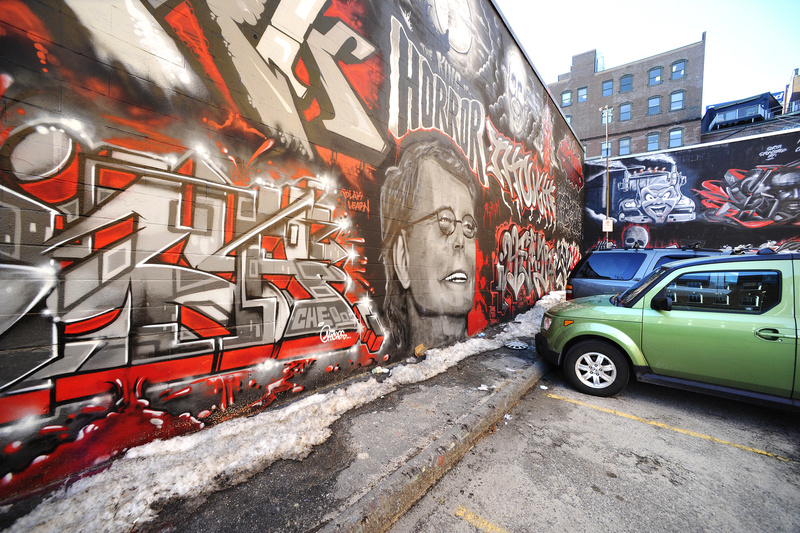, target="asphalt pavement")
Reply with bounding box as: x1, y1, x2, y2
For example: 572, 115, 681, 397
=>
137, 325, 549, 533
